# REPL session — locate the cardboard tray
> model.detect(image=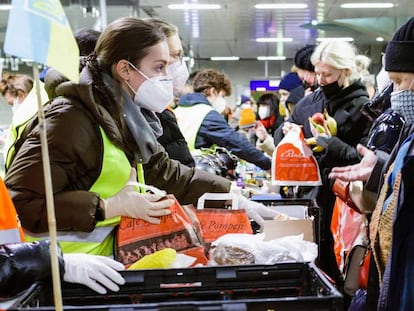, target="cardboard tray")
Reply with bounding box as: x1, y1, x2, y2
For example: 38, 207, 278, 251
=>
250, 195, 320, 244
9, 262, 342, 311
